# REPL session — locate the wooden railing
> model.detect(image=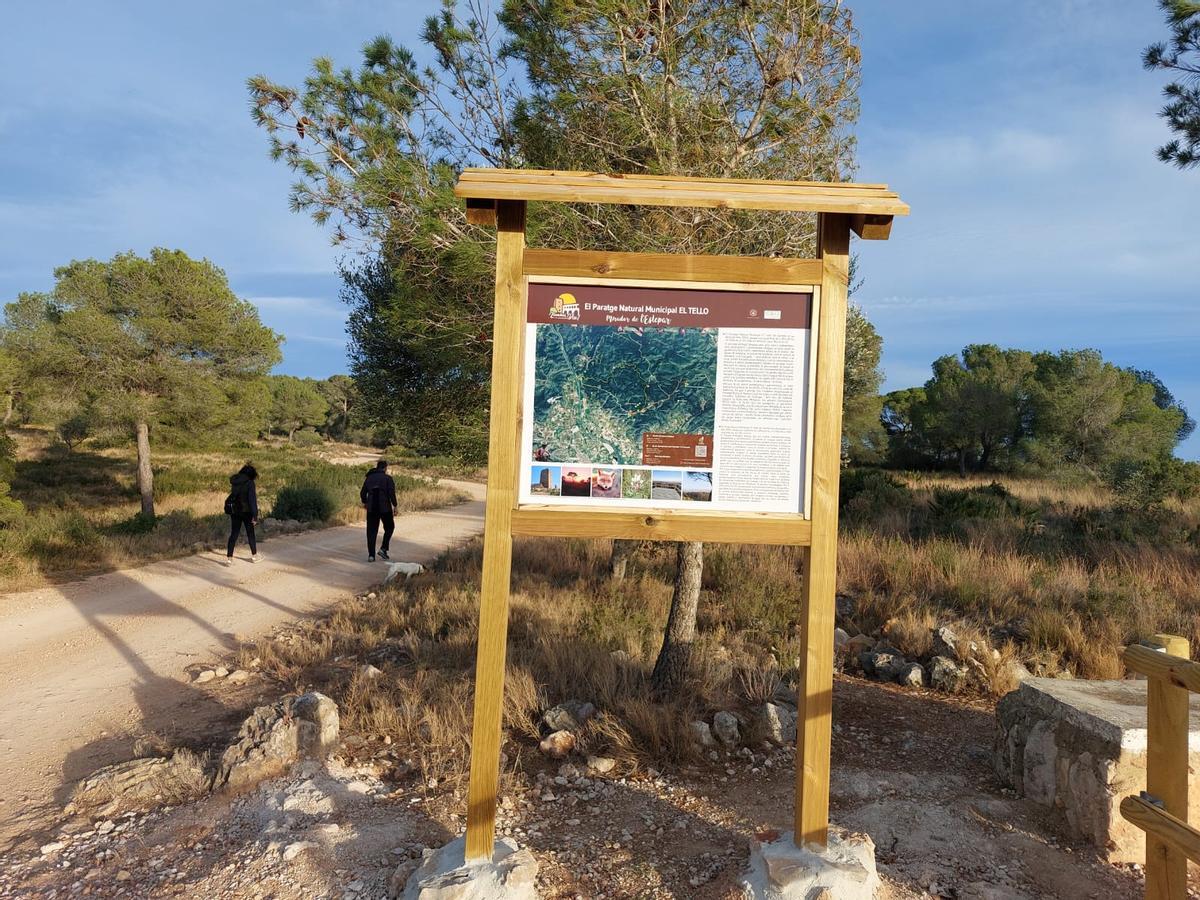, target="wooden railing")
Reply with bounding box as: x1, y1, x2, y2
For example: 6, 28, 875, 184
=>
1122, 635, 1198, 900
